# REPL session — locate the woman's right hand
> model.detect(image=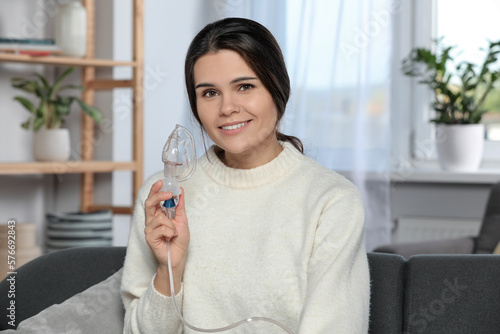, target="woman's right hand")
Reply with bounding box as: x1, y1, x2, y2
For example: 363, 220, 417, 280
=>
144, 180, 190, 295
